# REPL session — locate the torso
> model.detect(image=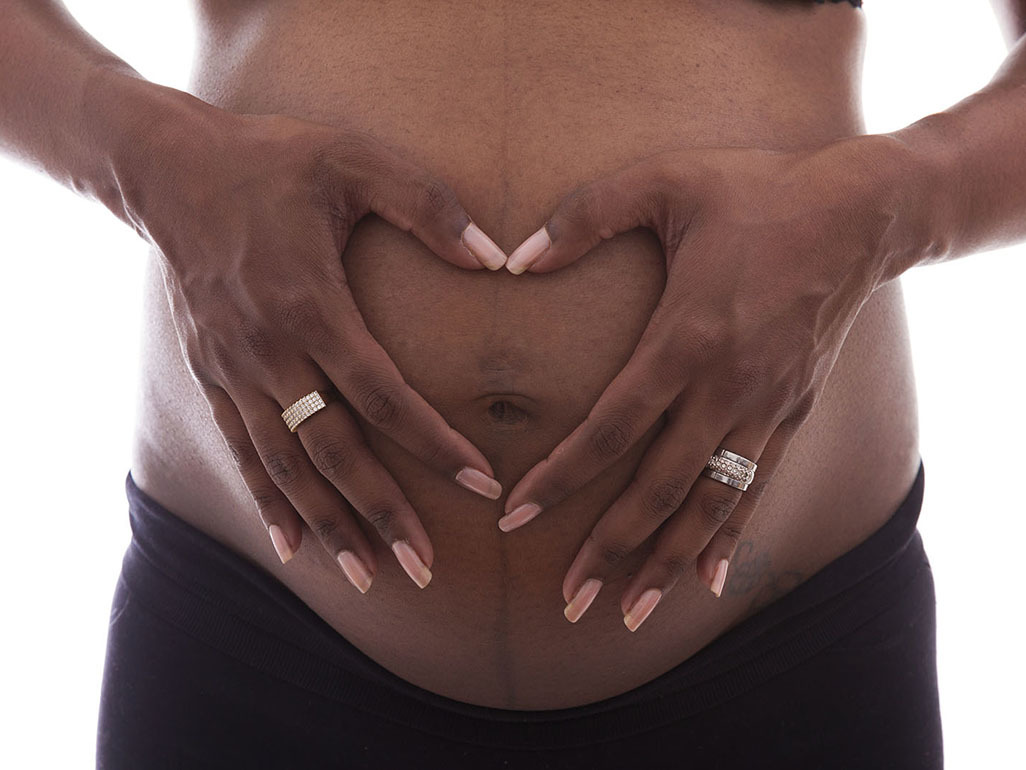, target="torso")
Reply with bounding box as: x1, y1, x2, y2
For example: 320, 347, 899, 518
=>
129, 0, 922, 710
